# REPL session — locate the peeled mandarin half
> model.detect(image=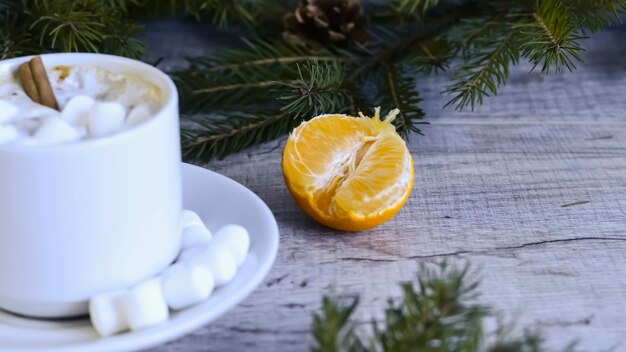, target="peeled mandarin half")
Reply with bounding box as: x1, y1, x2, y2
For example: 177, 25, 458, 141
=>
282, 108, 414, 232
